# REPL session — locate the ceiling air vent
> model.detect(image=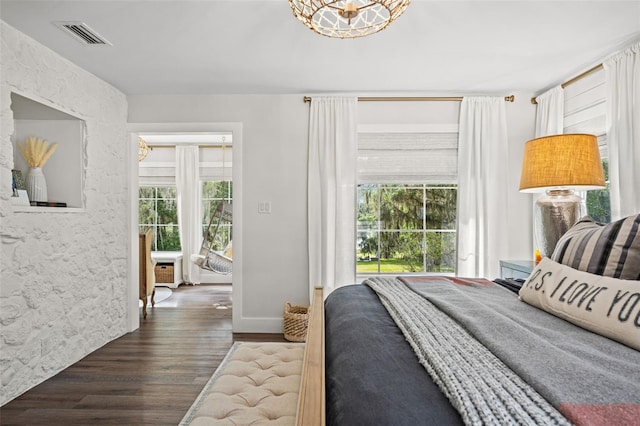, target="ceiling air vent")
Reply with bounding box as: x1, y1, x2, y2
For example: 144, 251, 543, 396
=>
54, 21, 112, 45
